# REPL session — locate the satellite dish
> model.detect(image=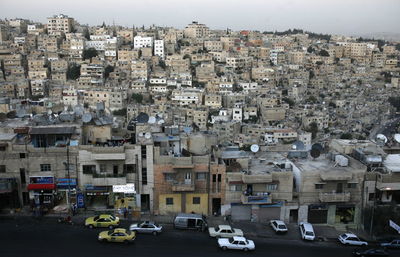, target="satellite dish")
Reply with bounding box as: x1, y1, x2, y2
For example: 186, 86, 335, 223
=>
394, 134, 400, 143
310, 148, 321, 159
82, 113, 93, 123
250, 144, 259, 153
47, 109, 52, 115
158, 119, 165, 125
148, 116, 156, 124
138, 132, 144, 137
311, 143, 324, 152
292, 140, 305, 150
145, 132, 151, 139
376, 134, 388, 144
